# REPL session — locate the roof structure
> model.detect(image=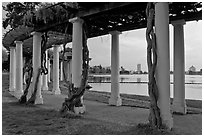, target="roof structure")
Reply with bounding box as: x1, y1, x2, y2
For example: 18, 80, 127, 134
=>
3, 2, 202, 53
